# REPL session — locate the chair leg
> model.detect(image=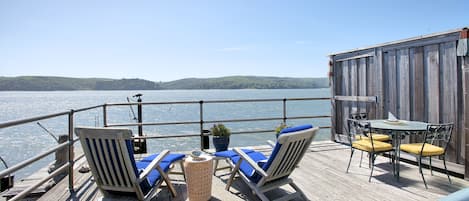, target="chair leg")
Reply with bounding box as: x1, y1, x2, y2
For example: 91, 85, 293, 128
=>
180, 160, 186, 181
429, 156, 433, 176
213, 159, 219, 176
290, 182, 308, 200
346, 149, 354, 173
368, 152, 372, 169
226, 160, 242, 191
443, 156, 452, 184
359, 151, 364, 168
256, 191, 269, 201
391, 152, 396, 176
157, 166, 177, 197
369, 153, 375, 182
417, 156, 428, 189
